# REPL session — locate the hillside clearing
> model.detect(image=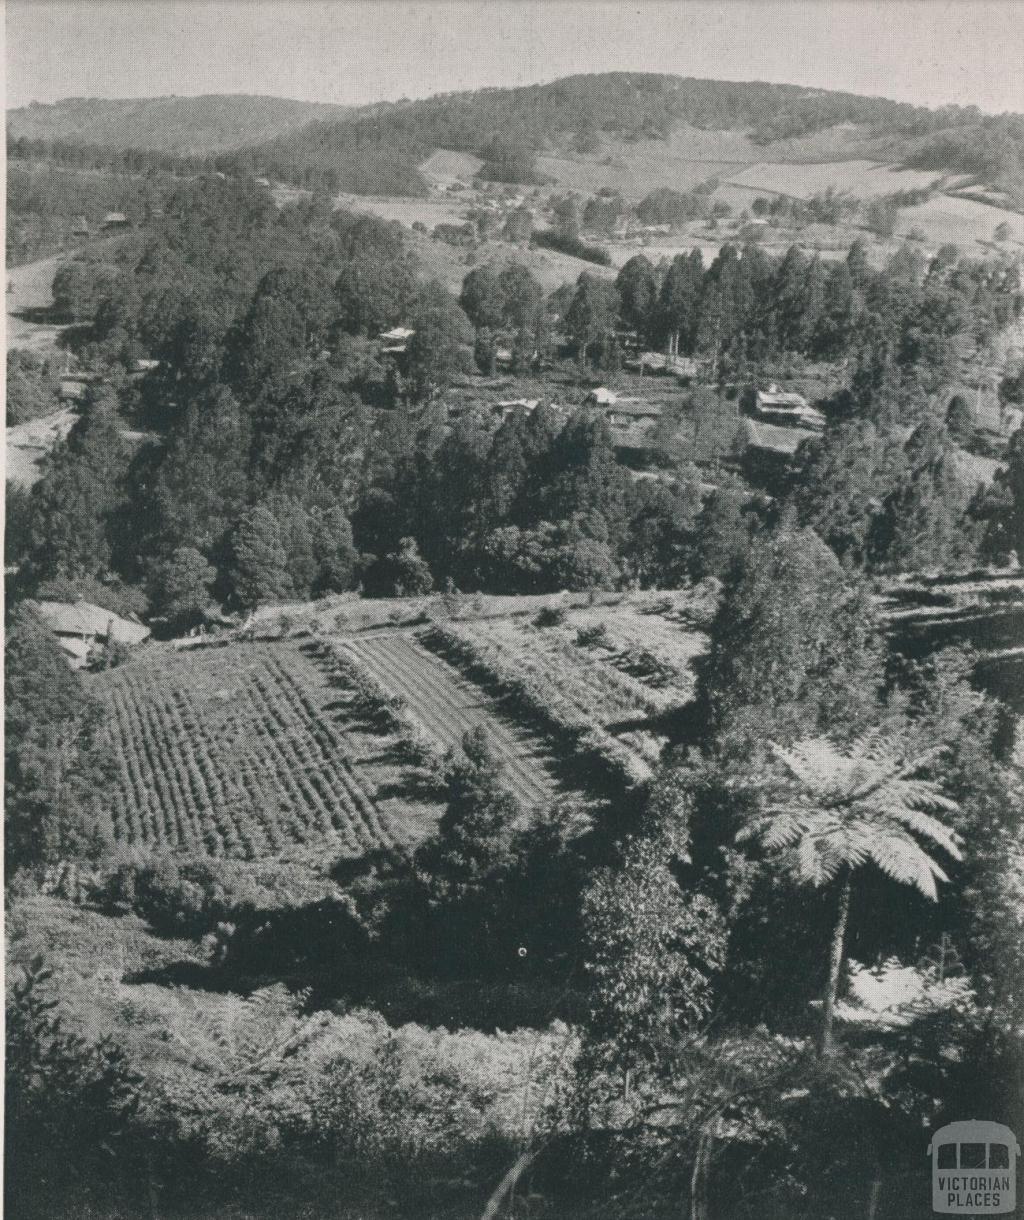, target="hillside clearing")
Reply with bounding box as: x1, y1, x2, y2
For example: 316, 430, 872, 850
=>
6, 407, 77, 487
722, 159, 948, 200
